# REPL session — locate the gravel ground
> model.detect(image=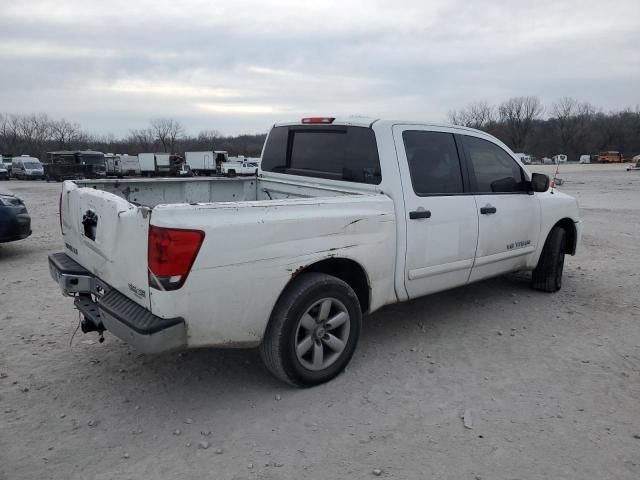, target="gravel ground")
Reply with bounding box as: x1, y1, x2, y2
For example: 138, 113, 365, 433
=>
1, 164, 639, 480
